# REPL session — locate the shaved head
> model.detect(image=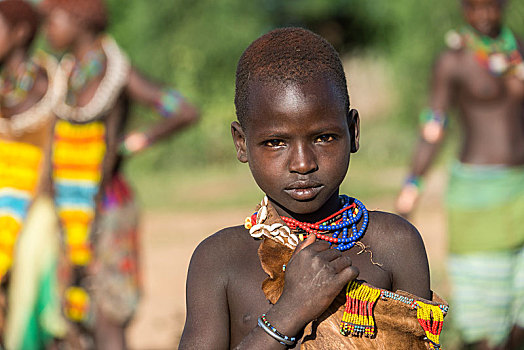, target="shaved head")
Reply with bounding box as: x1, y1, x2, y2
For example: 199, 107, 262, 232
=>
235, 27, 349, 126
